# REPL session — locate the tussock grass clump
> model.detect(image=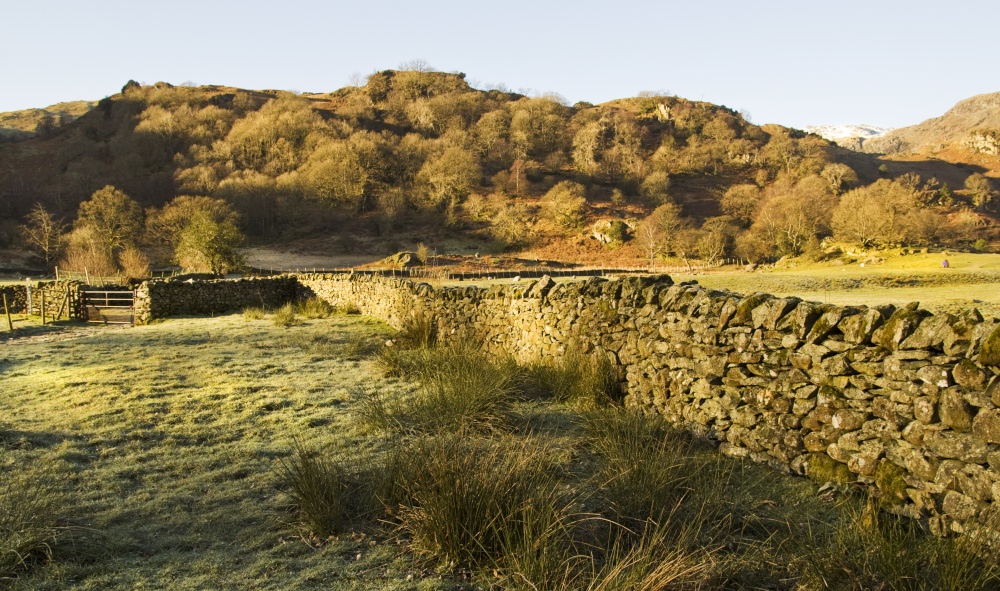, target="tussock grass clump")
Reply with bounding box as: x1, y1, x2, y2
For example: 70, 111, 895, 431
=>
798, 499, 1000, 591
242, 306, 267, 320
271, 303, 302, 328
584, 408, 773, 547
575, 519, 715, 591
0, 469, 63, 578
296, 297, 335, 319
396, 313, 436, 349
525, 347, 620, 408
364, 343, 518, 433
339, 302, 360, 315
275, 440, 378, 538
503, 516, 715, 591
385, 434, 570, 571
